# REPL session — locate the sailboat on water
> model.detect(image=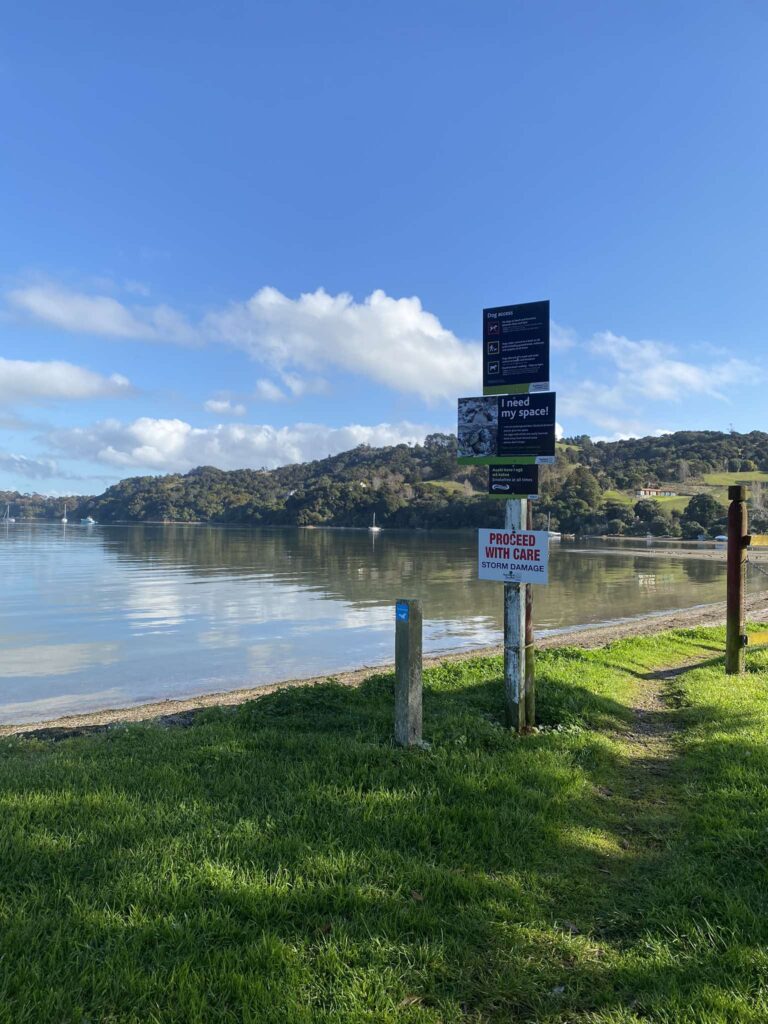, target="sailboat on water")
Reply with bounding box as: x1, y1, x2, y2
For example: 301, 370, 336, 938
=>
2, 503, 15, 524
61, 504, 68, 524
368, 512, 381, 533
